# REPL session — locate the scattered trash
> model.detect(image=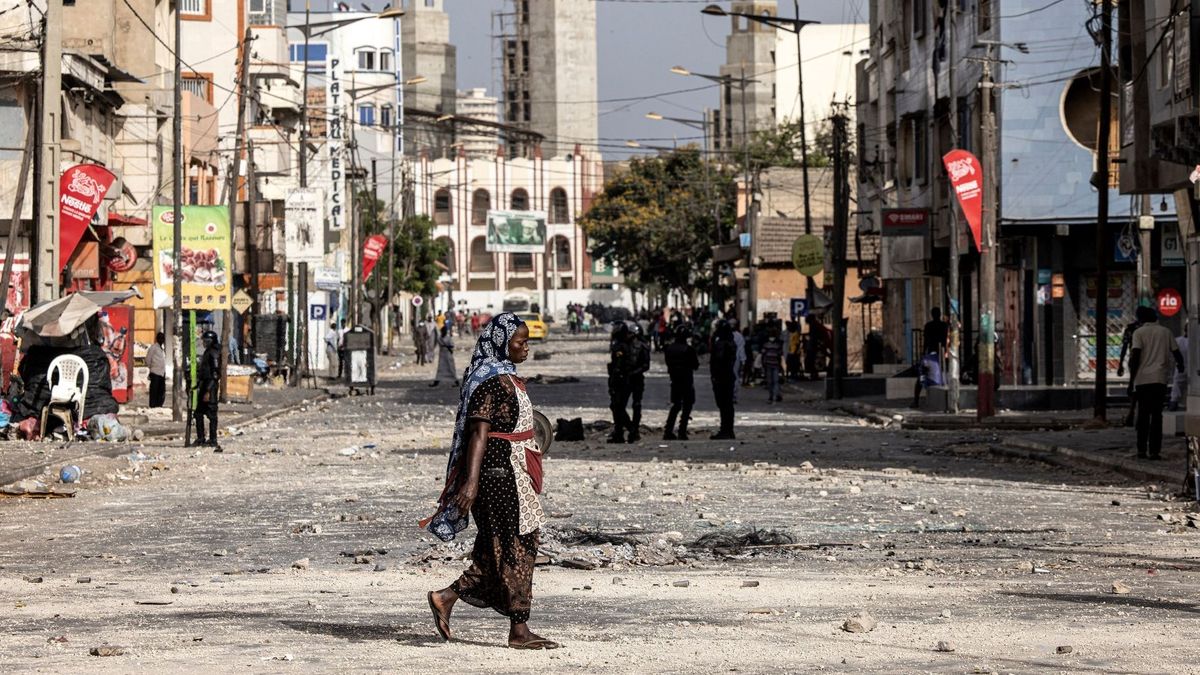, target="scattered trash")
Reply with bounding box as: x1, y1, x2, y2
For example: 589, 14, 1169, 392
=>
292, 558, 310, 570
59, 465, 82, 484
555, 417, 585, 442
338, 446, 358, 457
1110, 581, 1131, 595
741, 580, 760, 588
1056, 645, 1073, 655
936, 641, 956, 652
24, 576, 43, 583
841, 611, 877, 633
88, 414, 130, 442
90, 646, 126, 657
690, 528, 795, 553
672, 579, 690, 588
